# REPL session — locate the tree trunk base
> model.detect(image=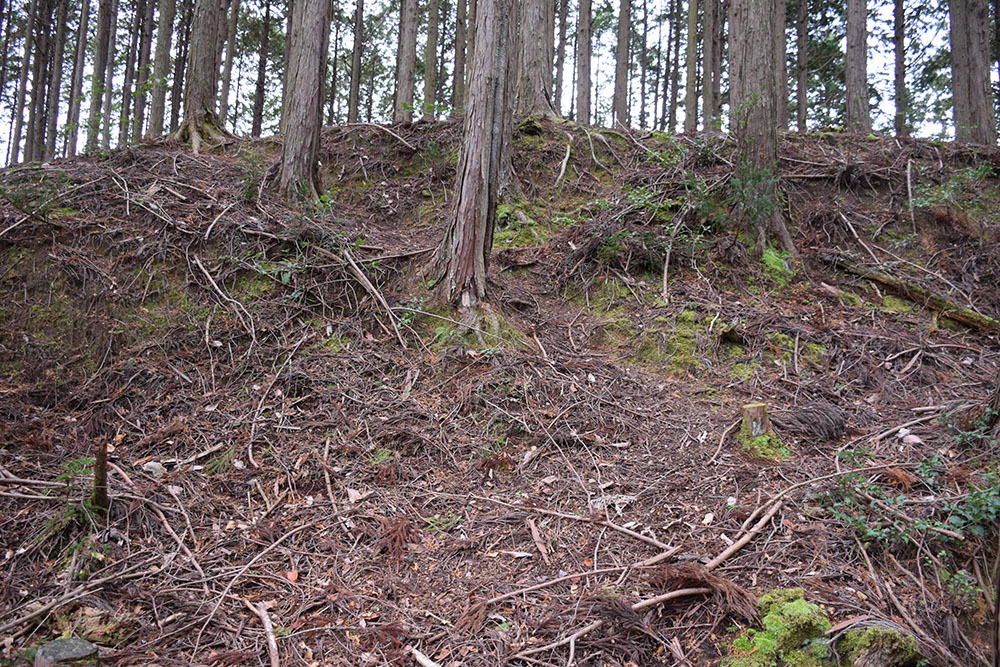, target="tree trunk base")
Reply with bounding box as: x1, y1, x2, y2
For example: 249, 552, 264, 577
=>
171, 112, 230, 154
